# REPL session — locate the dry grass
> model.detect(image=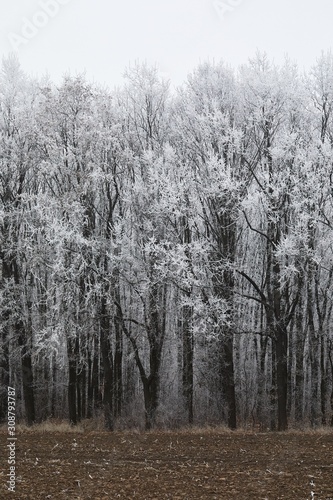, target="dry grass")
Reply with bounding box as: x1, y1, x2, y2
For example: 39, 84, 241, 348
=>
285, 426, 333, 435
154, 424, 234, 435
0, 419, 84, 434
0, 418, 332, 435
